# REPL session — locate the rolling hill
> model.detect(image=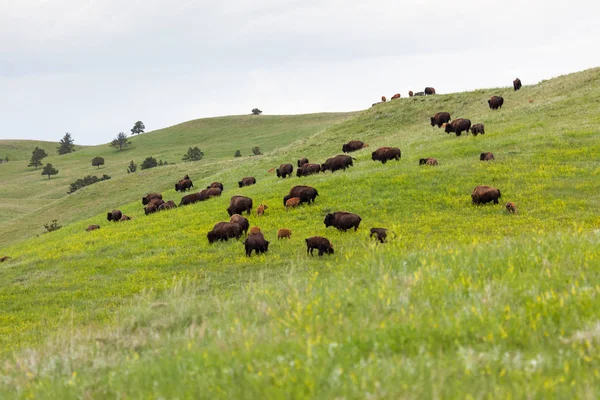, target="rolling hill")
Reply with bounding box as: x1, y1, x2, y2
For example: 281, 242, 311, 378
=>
1, 68, 600, 398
